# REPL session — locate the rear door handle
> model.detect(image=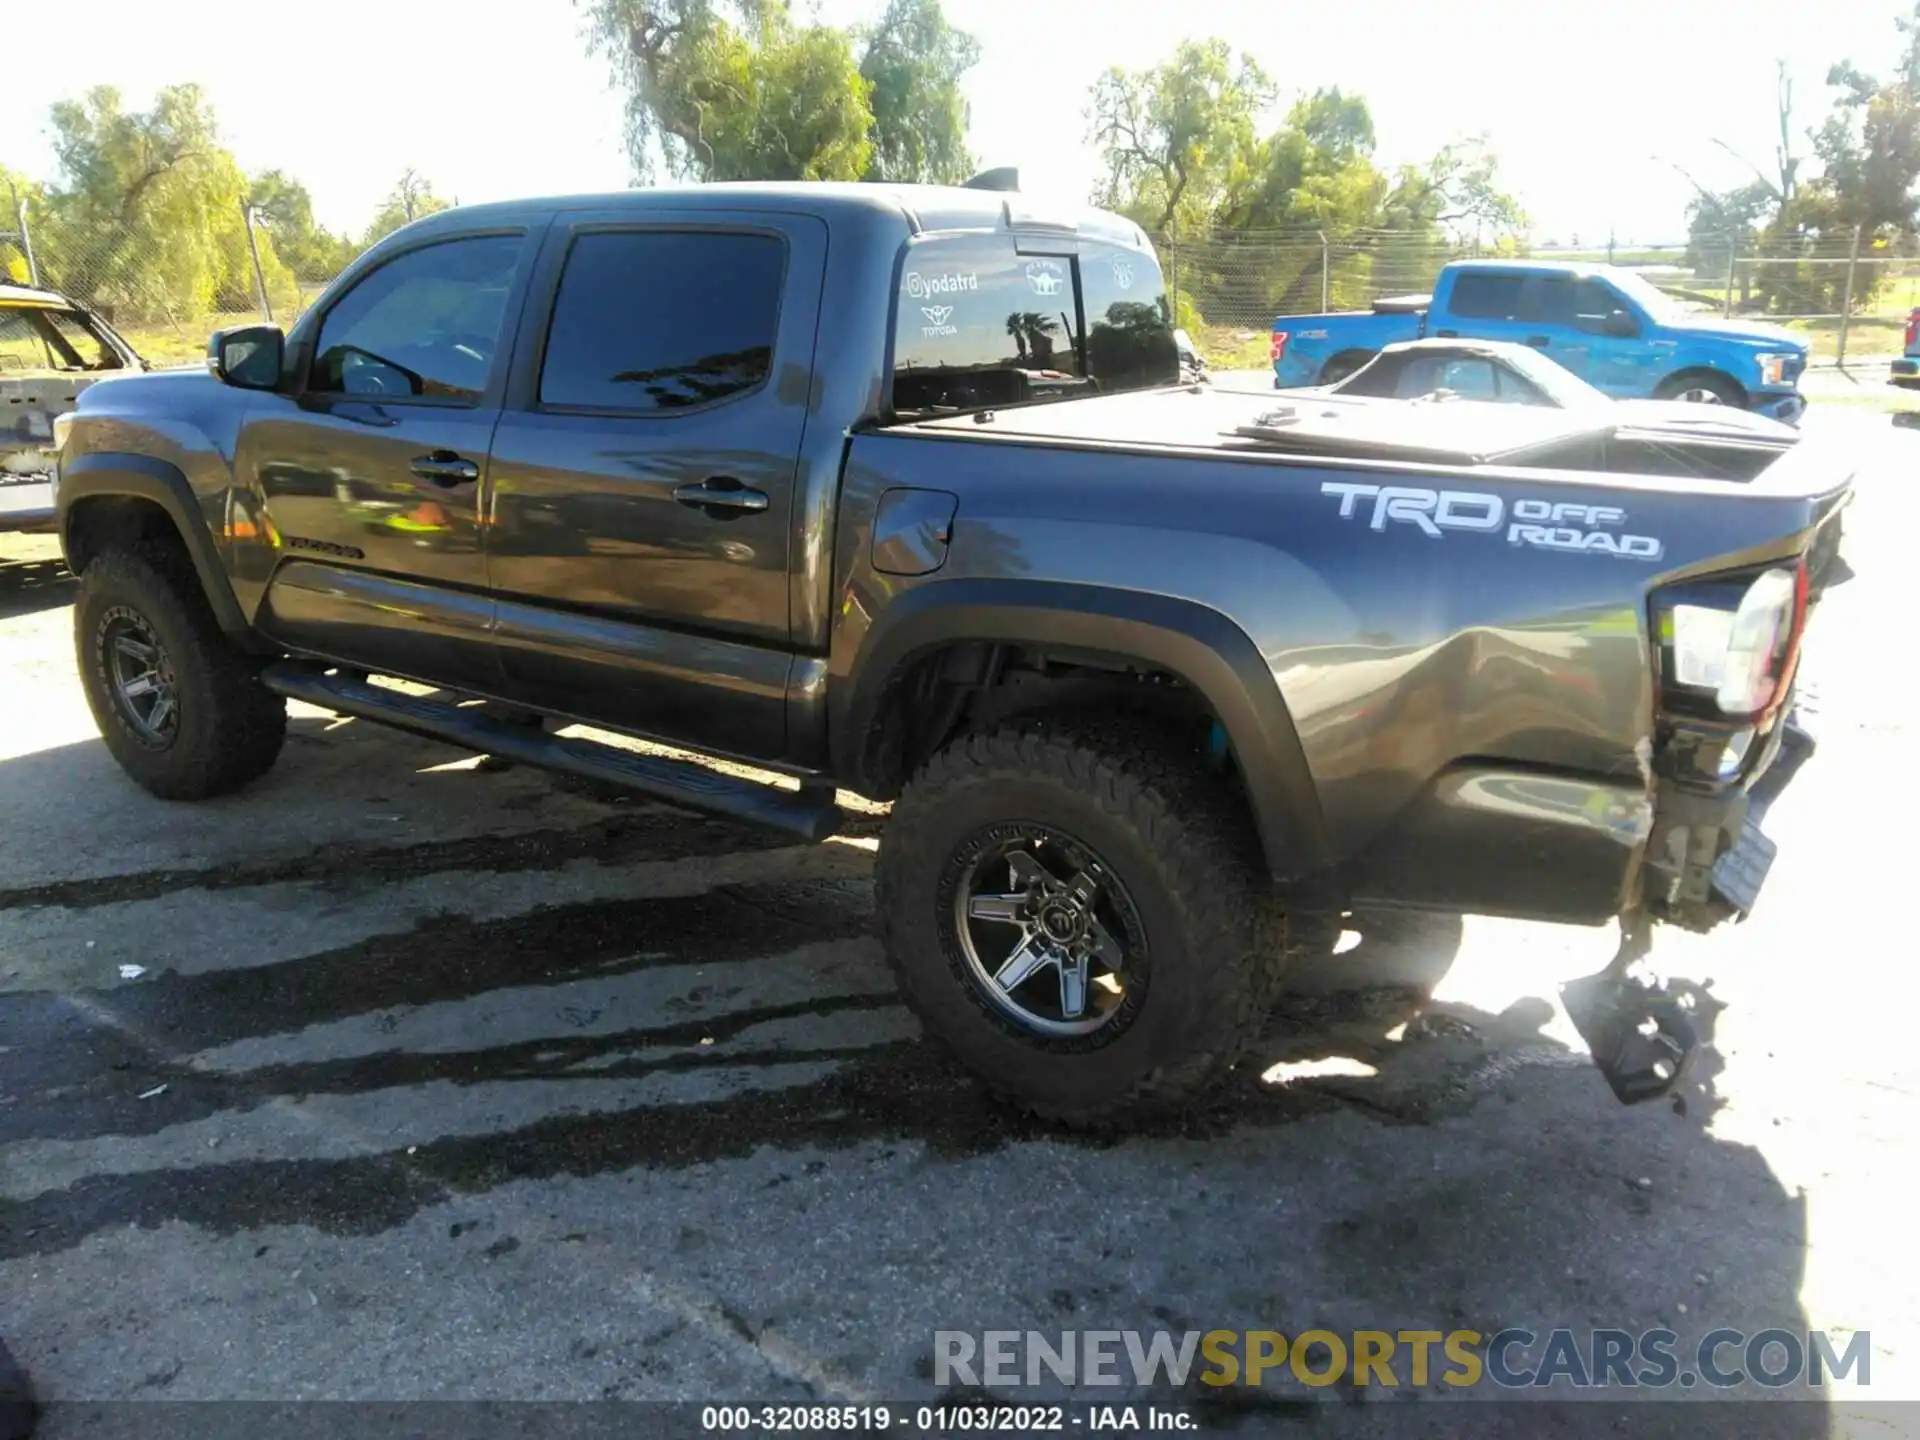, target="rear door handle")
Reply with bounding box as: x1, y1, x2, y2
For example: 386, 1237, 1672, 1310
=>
410, 452, 479, 485
1526, 335, 1551, 348
672, 477, 769, 515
